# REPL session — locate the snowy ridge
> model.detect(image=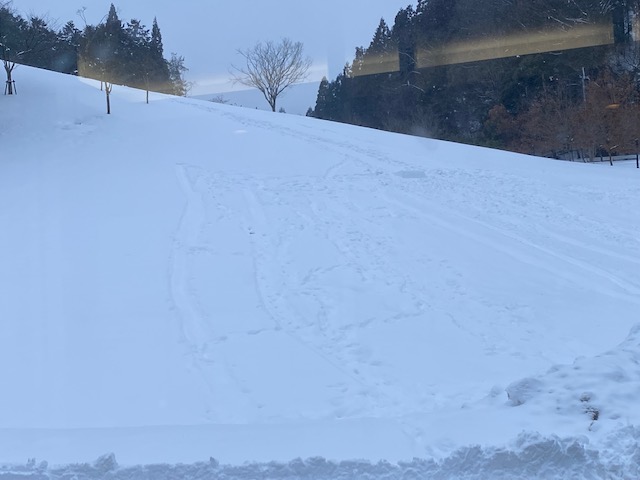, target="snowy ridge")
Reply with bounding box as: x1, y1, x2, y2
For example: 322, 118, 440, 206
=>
1, 66, 640, 476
